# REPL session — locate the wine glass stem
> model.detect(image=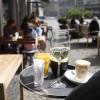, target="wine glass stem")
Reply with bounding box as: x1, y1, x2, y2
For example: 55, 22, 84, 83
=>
57, 62, 61, 77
